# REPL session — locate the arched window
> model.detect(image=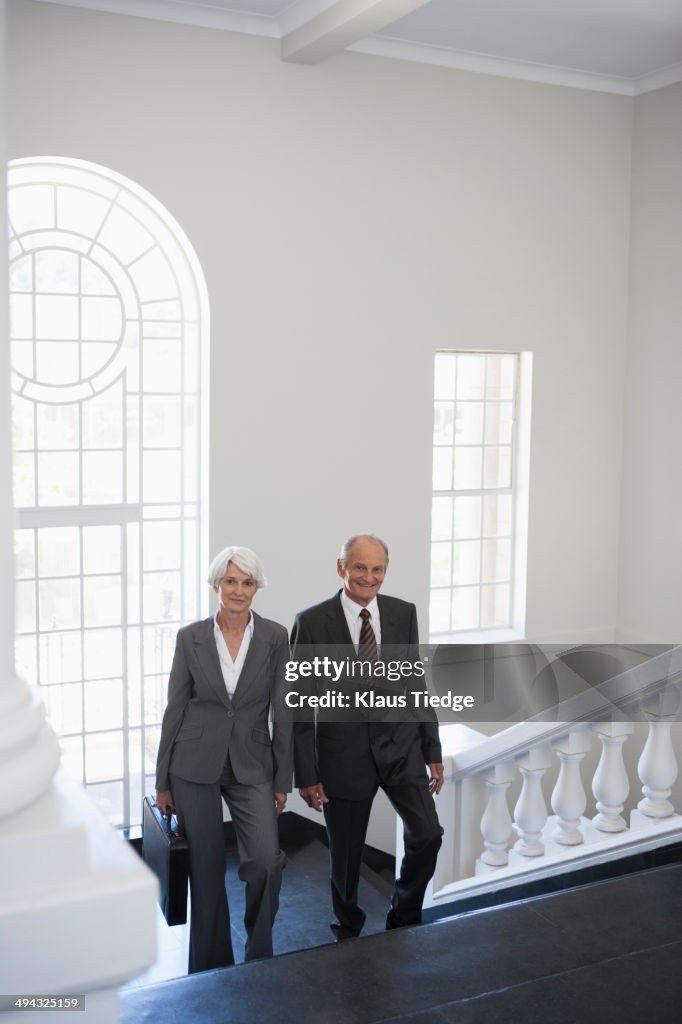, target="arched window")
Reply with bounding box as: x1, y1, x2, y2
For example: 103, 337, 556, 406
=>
9, 157, 209, 827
